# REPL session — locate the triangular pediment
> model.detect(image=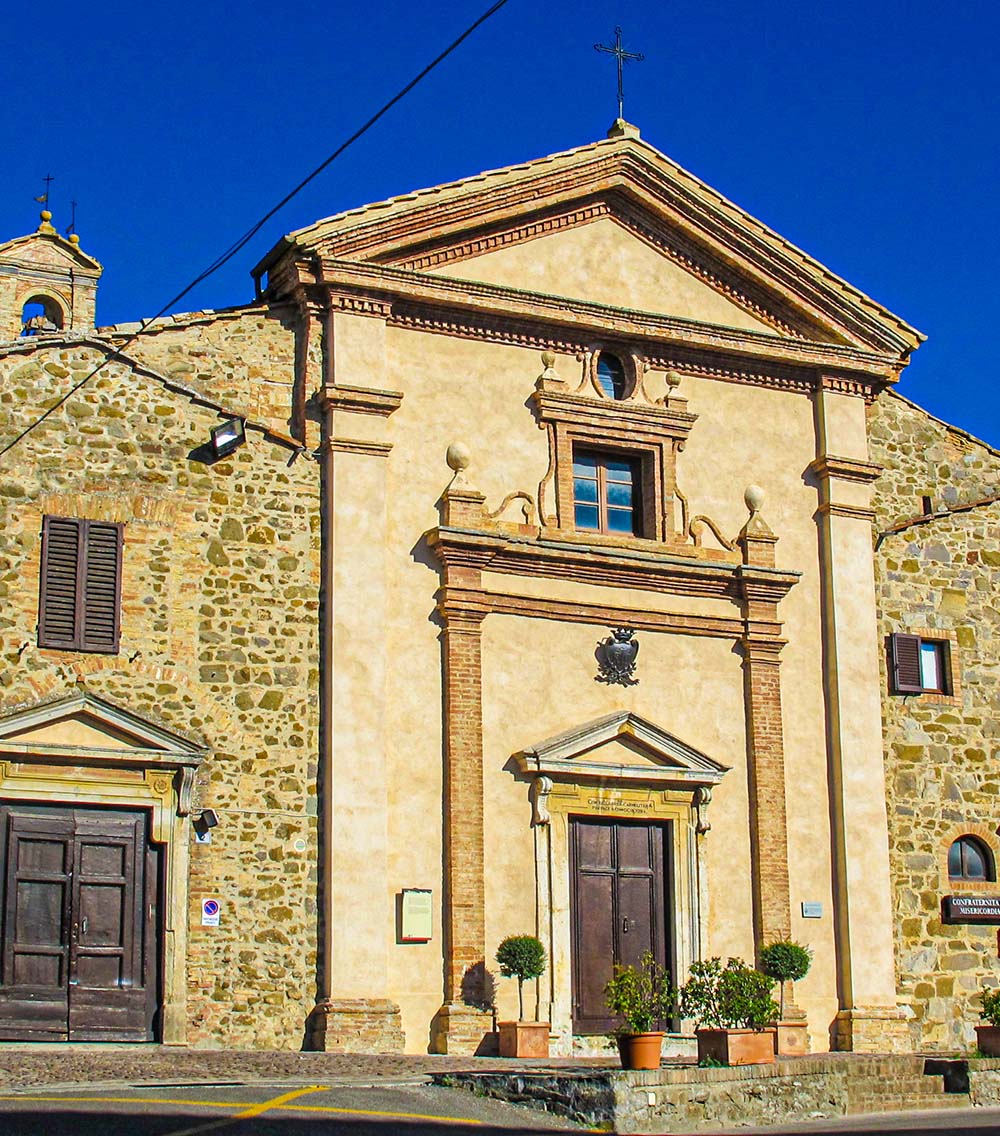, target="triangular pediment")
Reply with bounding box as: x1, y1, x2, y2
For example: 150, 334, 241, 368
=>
261, 131, 921, 356
514, 711, 729, 786
0, 230, 102, 275
0, 691, 206, 756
